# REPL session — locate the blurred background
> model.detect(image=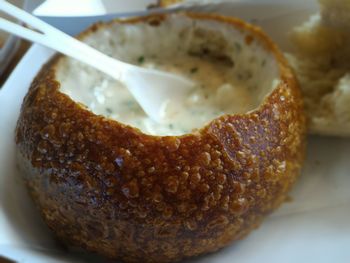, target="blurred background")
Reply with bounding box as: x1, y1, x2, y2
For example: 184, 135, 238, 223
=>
0, 0, 26, 85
